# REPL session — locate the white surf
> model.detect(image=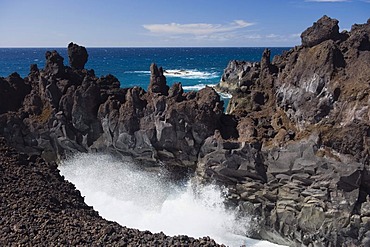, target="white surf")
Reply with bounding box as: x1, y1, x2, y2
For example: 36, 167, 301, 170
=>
59, 153, 285, 247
